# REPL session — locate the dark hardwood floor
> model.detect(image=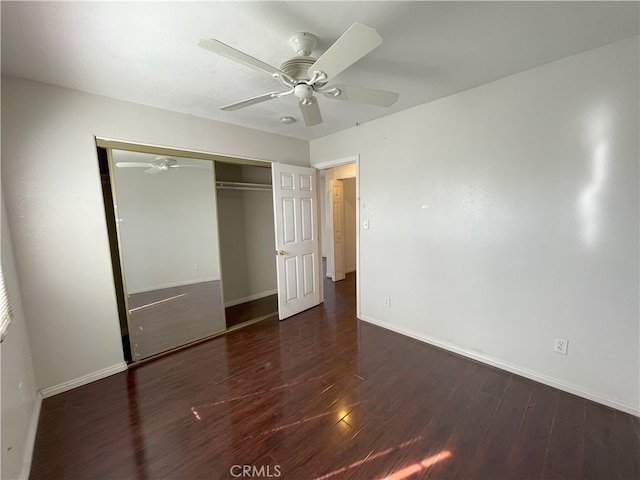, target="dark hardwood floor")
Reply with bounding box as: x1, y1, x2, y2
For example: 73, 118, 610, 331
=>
30, 273, 639, 479
225, 294, 278, 329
